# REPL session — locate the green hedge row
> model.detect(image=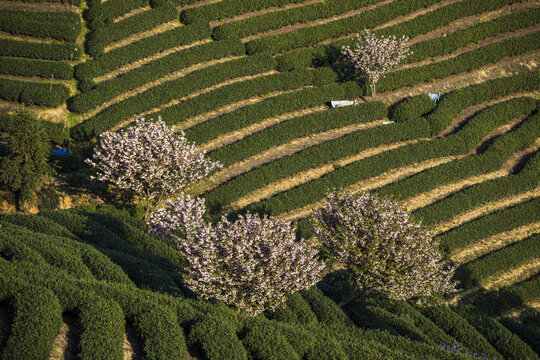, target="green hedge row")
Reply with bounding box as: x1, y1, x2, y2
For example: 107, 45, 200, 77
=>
180, 0, 305, 24
0, 9, 81, 42
70, 37, 244, 113
86, 3, 178, 57
455, 234, 540, 288
390, 94, 437, 123
86, 0, 148, 27
0, 38, 81, 61
188, 316, 248, 360
275, 0, 527, 70
75, 22, 210, 82
435, 197, 540, 254
266, 292, 318, 325
473, 276, 540, 317
185, 80, 360, 144
377, 32, 540, 93
245, 0, 444, 55
6, 0, 80, 4
212, 0, 383, 40
411, 148, 540, 226
419, 305, 502, 359
0, 77, 70, 107
152, 67, 334, 125
242, 319, 300, 360
0, 112, 70, 145
70, 54, 275, 140
300, 286, 351, 327
499, 318, 540, 355
376, 99, 538, 201
203, 72, 538, 213
78, 298, 125, 360
210, 101, 387, 167
0, 57, 73, 79
0, 286, 62, 360
244, 98, 536, 216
